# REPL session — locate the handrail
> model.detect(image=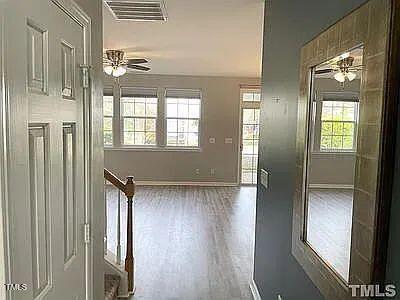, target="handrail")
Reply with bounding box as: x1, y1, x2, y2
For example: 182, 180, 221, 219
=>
104, 168, 126, 193
104, 168, 135, 293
